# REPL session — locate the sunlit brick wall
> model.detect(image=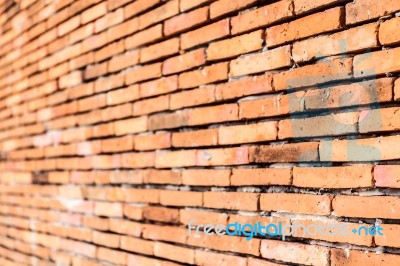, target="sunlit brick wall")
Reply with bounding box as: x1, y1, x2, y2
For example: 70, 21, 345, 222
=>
1, 0, 400, 265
